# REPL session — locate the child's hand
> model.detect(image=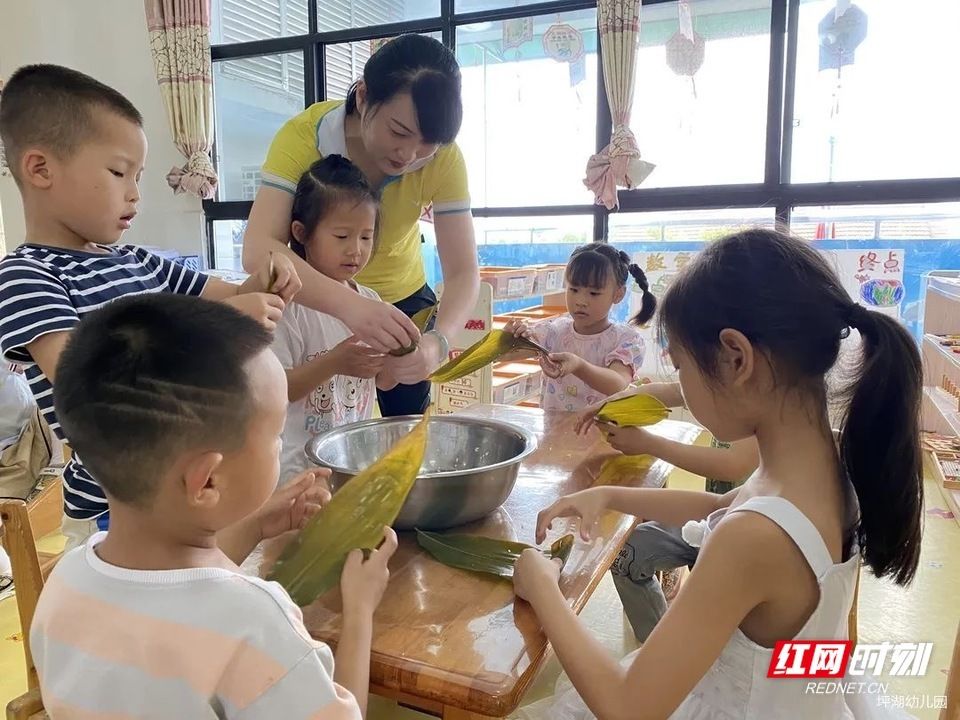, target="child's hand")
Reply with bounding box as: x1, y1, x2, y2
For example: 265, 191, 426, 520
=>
388, 333, 443, 385
340, 526, 398, 616
503, 318, 531, 338
599, 424, 662, 456
332, 337, 387, 379
541, 352, 581, 379
536, 487, 610, 543
224, 292, 285, 331
255, 252, 302, 303
513, 549, 562, 606
574, 400, 607, 435
256, 470, 332, 541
